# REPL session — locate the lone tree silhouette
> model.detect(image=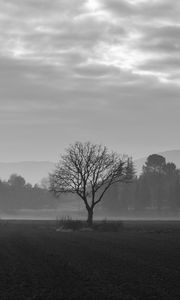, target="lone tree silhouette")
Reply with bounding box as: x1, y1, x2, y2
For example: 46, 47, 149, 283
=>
49, 141, 134, 226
